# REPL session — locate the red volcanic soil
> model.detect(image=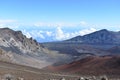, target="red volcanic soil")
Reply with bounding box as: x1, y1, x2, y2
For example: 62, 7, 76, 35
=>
46, 56, 120, 75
